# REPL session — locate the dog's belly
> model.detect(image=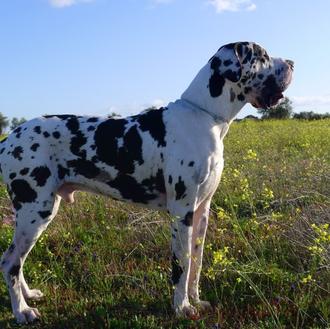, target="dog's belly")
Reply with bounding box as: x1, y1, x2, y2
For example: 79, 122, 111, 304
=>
57, 179, 167, 211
